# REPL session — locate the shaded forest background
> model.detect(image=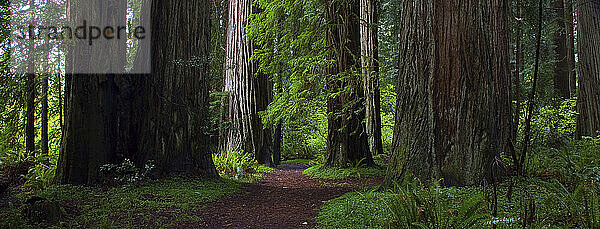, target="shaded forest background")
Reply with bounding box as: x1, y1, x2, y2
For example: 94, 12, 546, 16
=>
0, 0, 599, 227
